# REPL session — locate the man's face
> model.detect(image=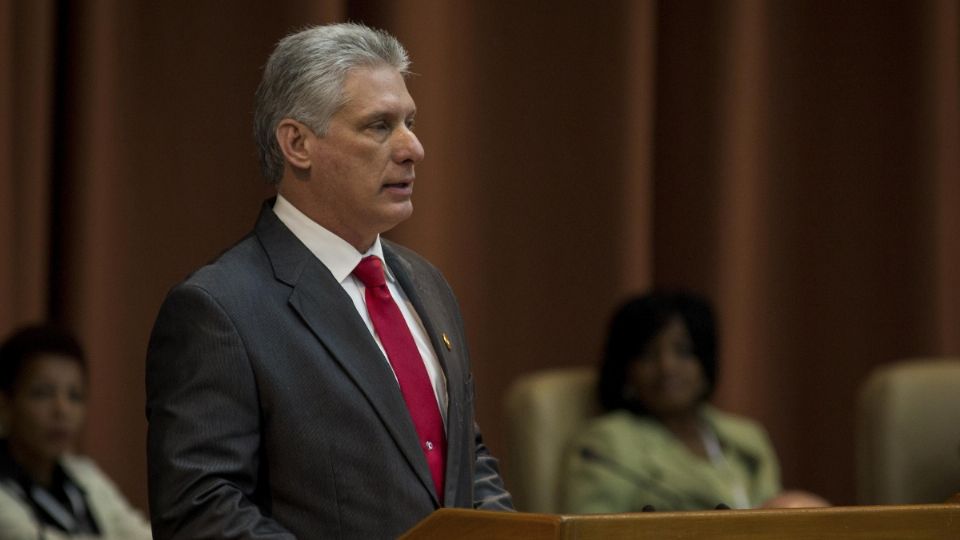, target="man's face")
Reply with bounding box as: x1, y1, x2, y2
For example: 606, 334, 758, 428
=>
288, 64, 424, 251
